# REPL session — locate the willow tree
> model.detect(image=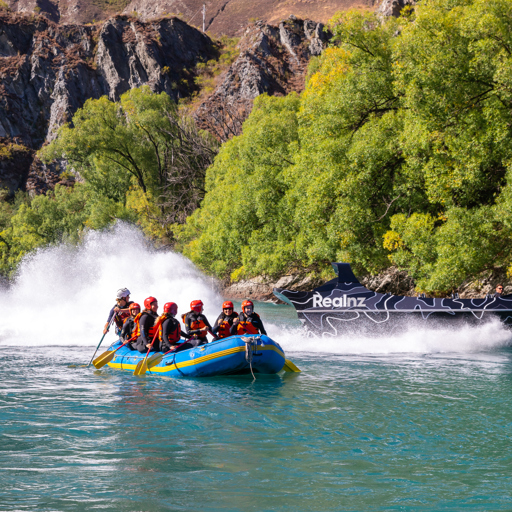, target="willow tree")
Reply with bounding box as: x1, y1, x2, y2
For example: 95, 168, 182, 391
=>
41, 86, 218, 240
